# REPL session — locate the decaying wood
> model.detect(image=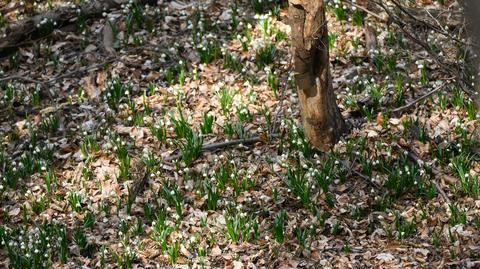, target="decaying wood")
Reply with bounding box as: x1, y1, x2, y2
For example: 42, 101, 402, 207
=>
0, 0, 155, 56
0, 1, 115, 56
288, 0, 348, 150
